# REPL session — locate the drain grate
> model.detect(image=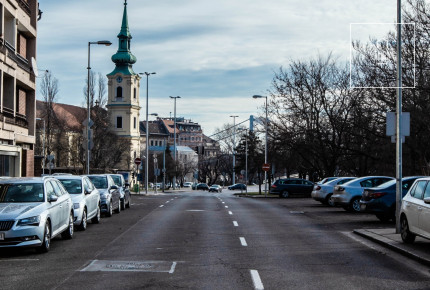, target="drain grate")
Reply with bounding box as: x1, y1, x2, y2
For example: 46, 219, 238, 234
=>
81, 260, 177, 273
